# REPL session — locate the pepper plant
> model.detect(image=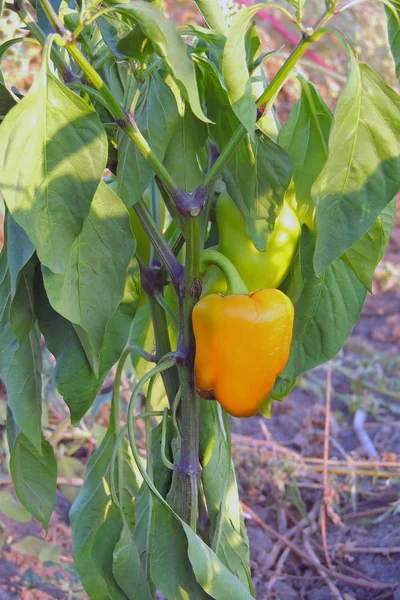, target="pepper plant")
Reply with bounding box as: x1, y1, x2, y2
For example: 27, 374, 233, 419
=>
0, 0, 399, 596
